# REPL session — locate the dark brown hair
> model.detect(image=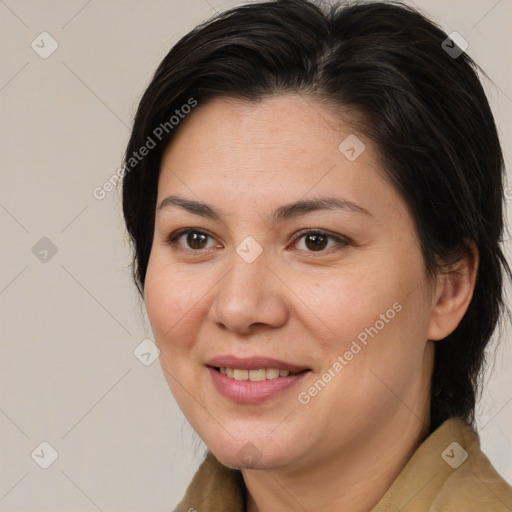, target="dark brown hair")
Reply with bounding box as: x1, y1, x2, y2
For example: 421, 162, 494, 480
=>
121, 0, 510, 431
